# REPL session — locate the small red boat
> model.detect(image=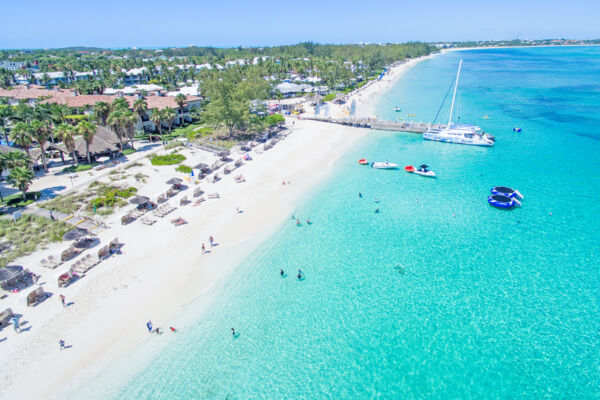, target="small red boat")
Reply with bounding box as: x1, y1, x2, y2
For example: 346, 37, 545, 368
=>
358, 159, 368, 165
404, 165, 415, 173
